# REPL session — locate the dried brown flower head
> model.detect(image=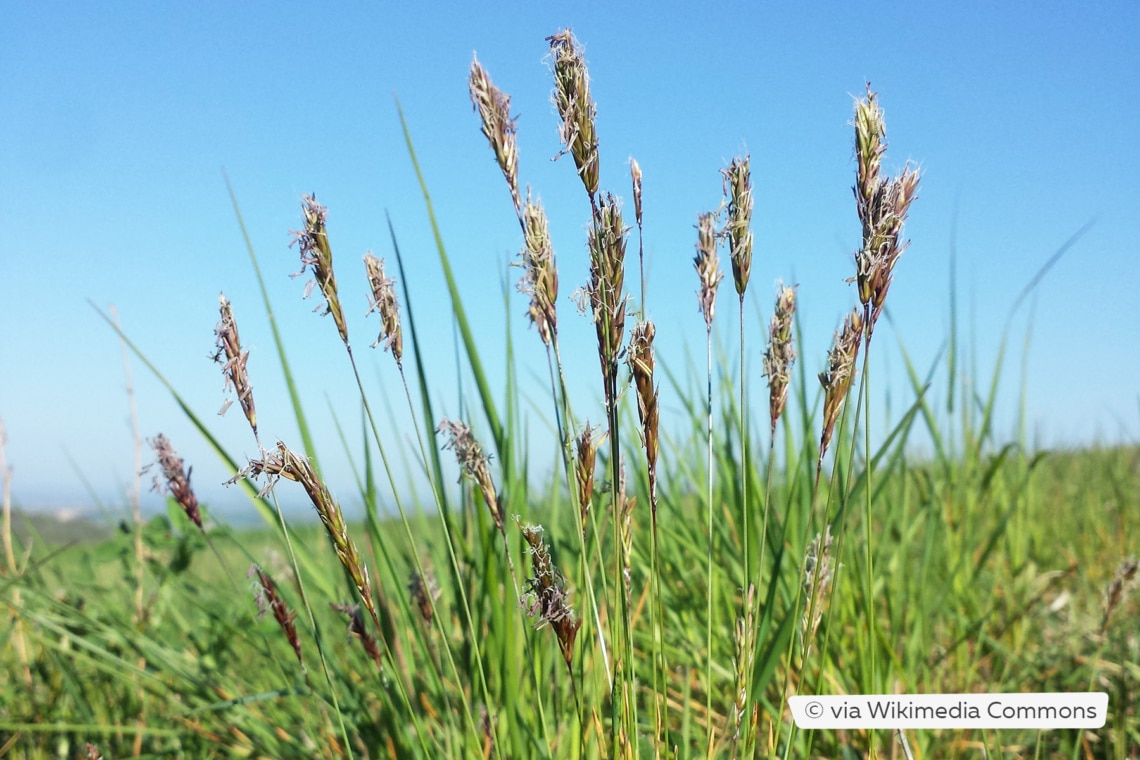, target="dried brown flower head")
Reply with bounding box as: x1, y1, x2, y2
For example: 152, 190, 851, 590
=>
363, 253, 403, 364
290, 194, 349, 346
547, 29, 599, 201
212, 293, 257, 441
408, 567, 441, 627
469, 55, 521, 212
147, 434, 202, 532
